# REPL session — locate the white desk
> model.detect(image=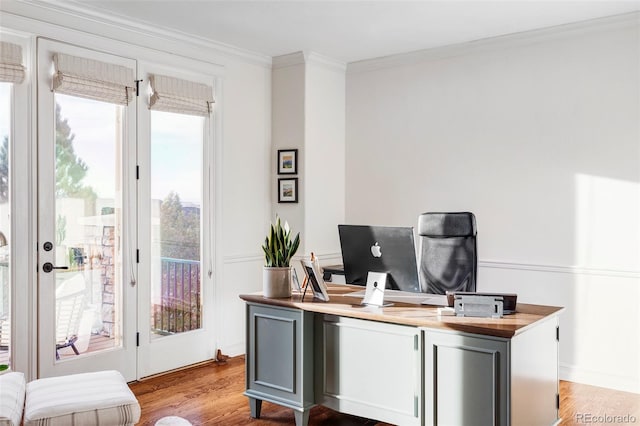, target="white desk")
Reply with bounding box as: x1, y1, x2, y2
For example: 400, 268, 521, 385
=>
241, 285, 563, 426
